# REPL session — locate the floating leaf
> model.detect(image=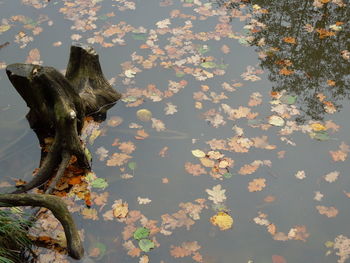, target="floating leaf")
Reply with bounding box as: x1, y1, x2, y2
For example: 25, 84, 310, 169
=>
200, 62, 216, 69
91, 178, 108, 189
133, 227, 150, 240
0, 24, 11, 33
132, 33, 147, 40
128, 162, 137, 170
138, 239, 155, 252
268, 115, 285, 126
210, 211, 233, 230
197, 45, 210, 54
223, 172, 233, 178
310, 123, 326, 131
136, 109, 152, 122
199, 157, 215, 168
324, 241, 334, 248
113, 203, 128, 218
280, 95, 296, 104
191, 149, 206, 158
272, 255, 287, 263
309, 131, 330, 141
